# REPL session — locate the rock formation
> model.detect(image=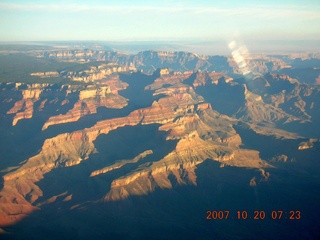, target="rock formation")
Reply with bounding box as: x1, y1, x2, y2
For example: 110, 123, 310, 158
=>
0, 79, 272, 226
42, 85, 128, 130
7, 84, 47, 126
31, 63, 133, 83
1, 49, 319, 232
